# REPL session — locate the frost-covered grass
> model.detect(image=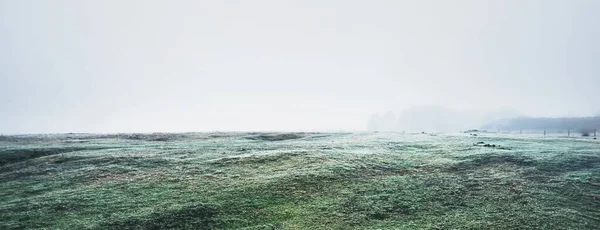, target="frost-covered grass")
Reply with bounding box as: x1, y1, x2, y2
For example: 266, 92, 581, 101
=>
1, 132, 599, 229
